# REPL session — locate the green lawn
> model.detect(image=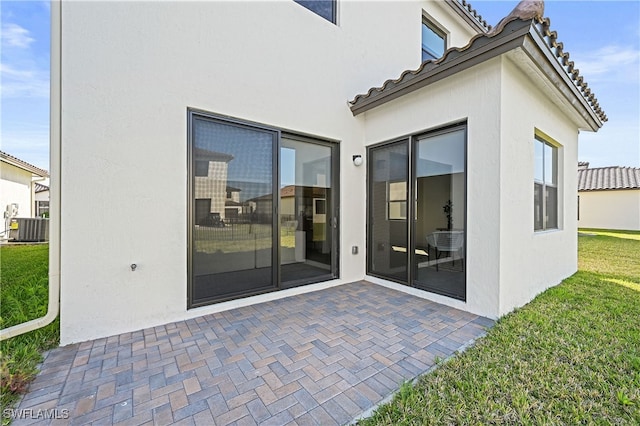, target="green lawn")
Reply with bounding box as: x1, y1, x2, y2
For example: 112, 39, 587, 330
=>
2, 232, 639, 424
0, 244, 58, 419
361, 230, 640, 425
